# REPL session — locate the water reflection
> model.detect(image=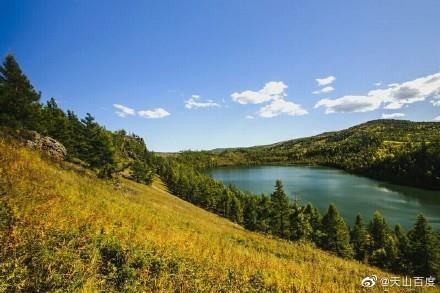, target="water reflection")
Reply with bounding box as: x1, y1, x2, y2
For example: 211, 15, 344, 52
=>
207, 166, 440, 230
